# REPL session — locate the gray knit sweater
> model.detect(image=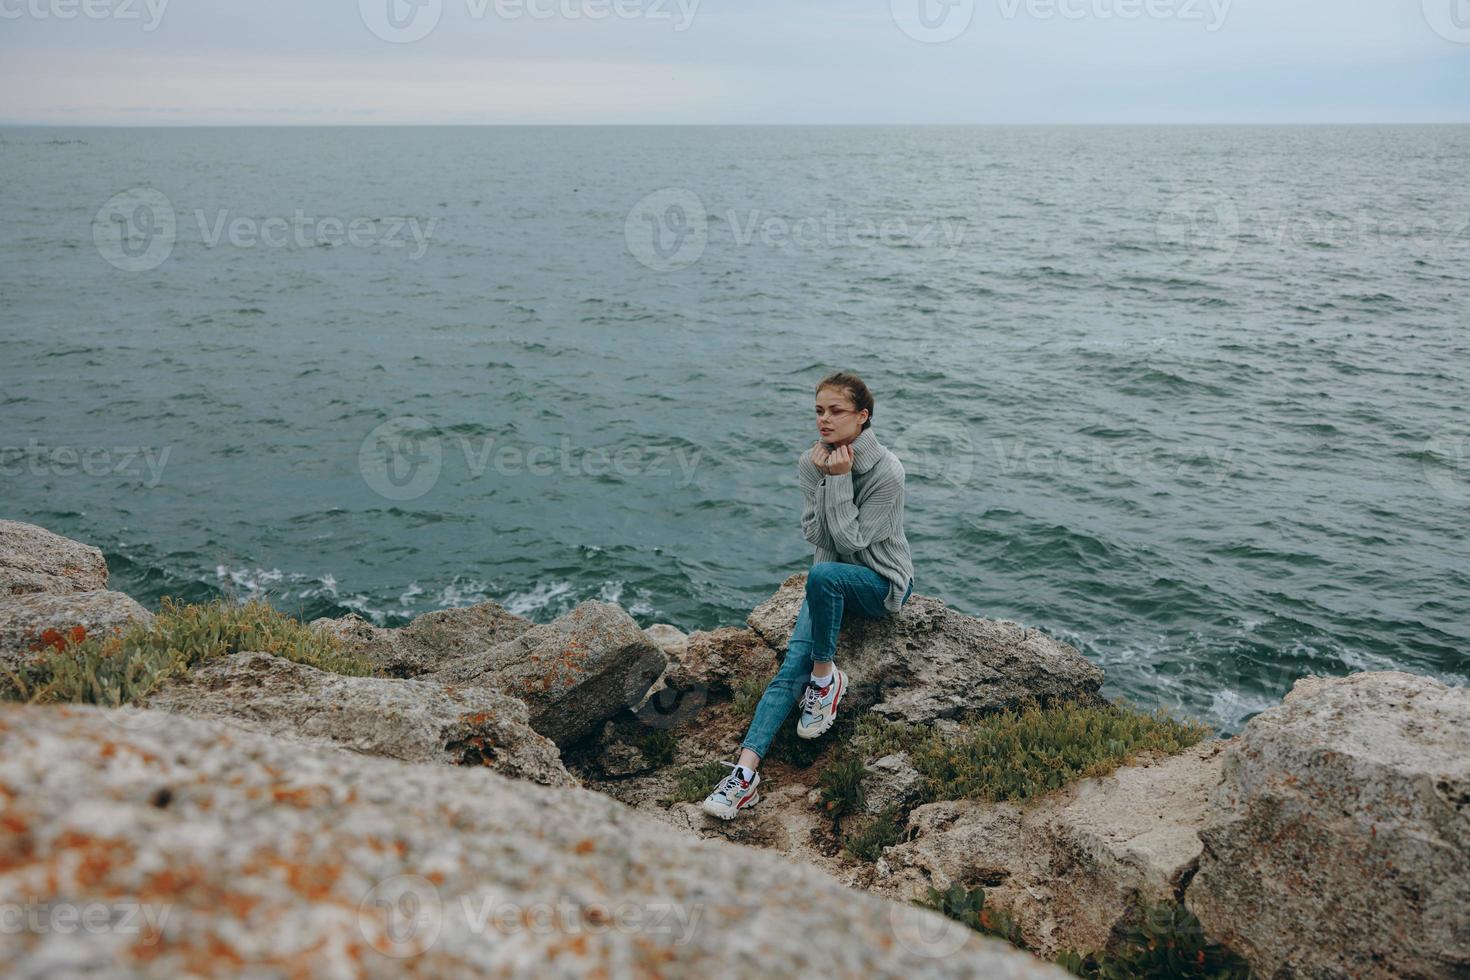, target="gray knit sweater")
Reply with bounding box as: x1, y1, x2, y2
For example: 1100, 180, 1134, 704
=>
799, 426, 914, 615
